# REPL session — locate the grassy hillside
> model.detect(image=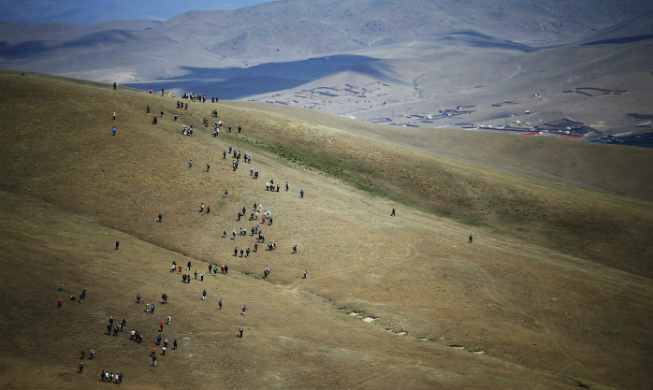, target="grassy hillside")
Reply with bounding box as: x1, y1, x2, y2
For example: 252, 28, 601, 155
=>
224, 101, 653, 202
1, 71, 652, 389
